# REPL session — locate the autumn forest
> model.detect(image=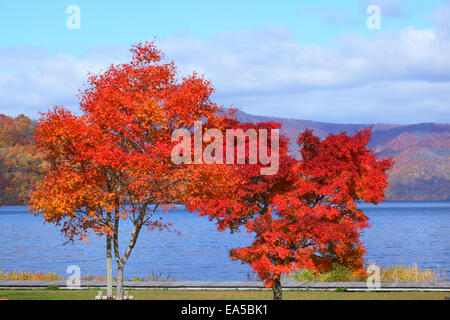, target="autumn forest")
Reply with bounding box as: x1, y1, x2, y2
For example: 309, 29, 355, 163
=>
1, 111, 448, 205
